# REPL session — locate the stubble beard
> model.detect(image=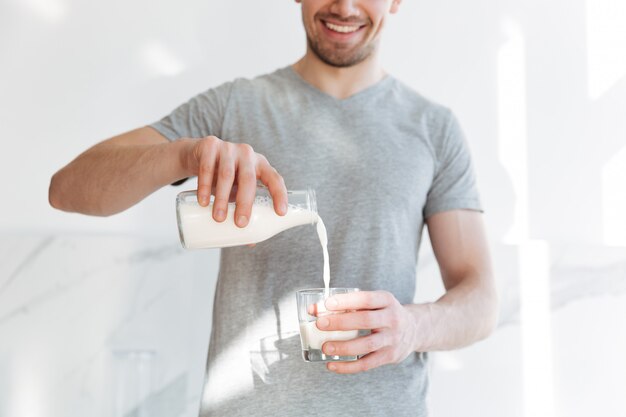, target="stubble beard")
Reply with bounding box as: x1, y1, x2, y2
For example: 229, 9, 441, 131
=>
306, 31, 378, 68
